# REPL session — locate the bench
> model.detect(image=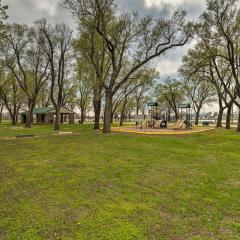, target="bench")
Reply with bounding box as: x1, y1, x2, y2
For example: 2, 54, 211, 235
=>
16, 134, 35, 138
